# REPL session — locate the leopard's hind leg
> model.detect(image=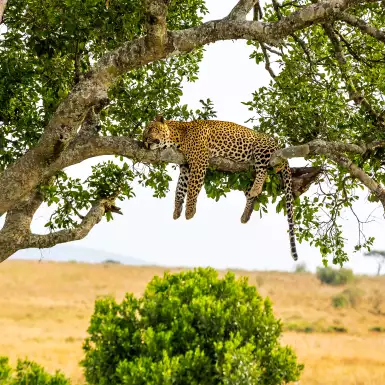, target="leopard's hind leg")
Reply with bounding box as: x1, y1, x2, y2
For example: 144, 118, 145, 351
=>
240, 167, 267, 223
240, 147, 273, 223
